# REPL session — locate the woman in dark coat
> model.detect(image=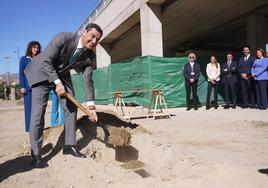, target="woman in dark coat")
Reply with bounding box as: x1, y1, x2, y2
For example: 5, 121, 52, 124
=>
19, 41, 41, 132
